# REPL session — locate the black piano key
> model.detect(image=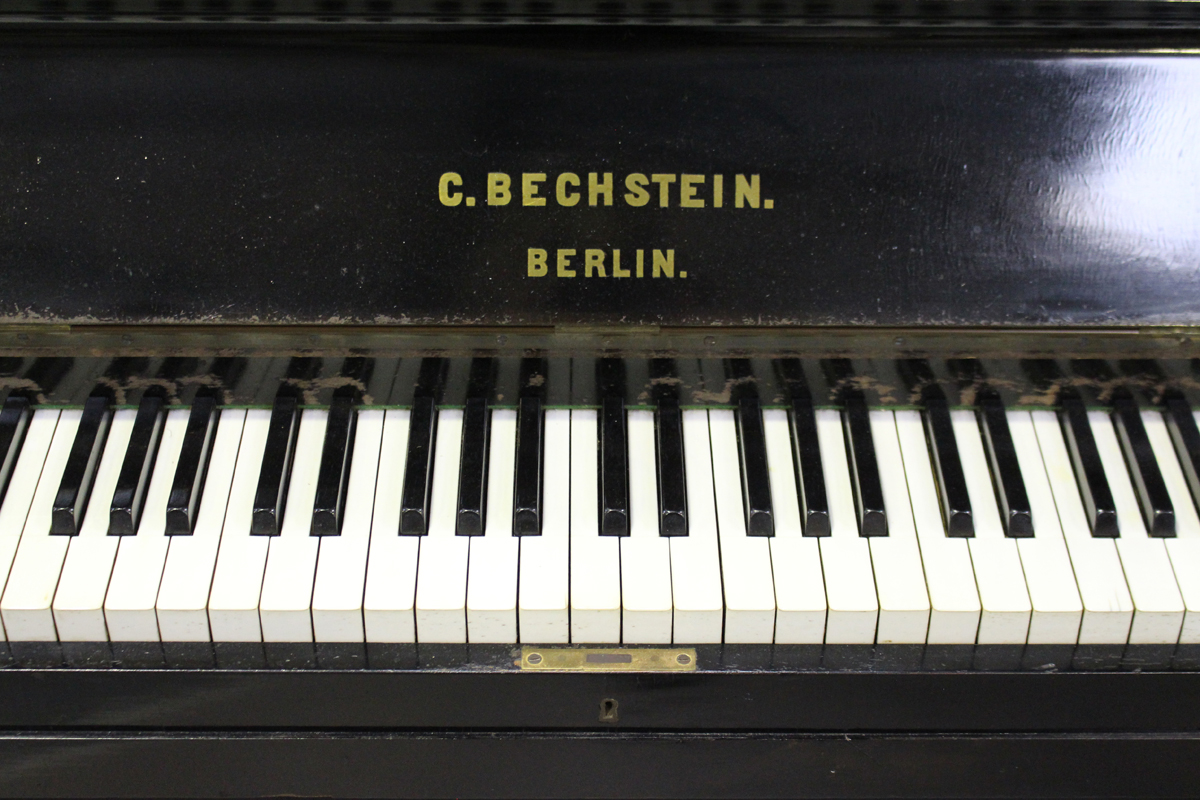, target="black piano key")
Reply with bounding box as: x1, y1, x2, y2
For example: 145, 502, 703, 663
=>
109, 394, 166, 536
51, 394, 112, 536
736, 396, 774, 537
788, 391, 830, 537
1059, 392, 1119, 538
600, 395, 629, 537
843, 391, 887, 537
922, 386, 974, 538
1112, 389, 1175, 537
656, 397, 688, 537
311, 394, 357, 537
251, 395, 299, 537
400, 395, 437, 536
455, 396, 490, 537
977, 390, 1034, 538
1165, 393, 1200, 515
0, 396, 30, 508
513, 395, 543, 536
166, 395, 217, 535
